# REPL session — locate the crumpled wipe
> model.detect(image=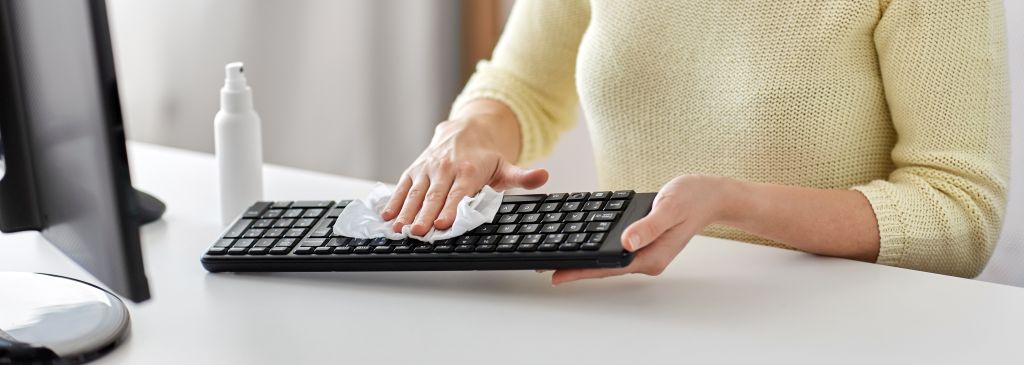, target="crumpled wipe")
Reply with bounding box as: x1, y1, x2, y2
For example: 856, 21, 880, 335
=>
333, 182, 503, 243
